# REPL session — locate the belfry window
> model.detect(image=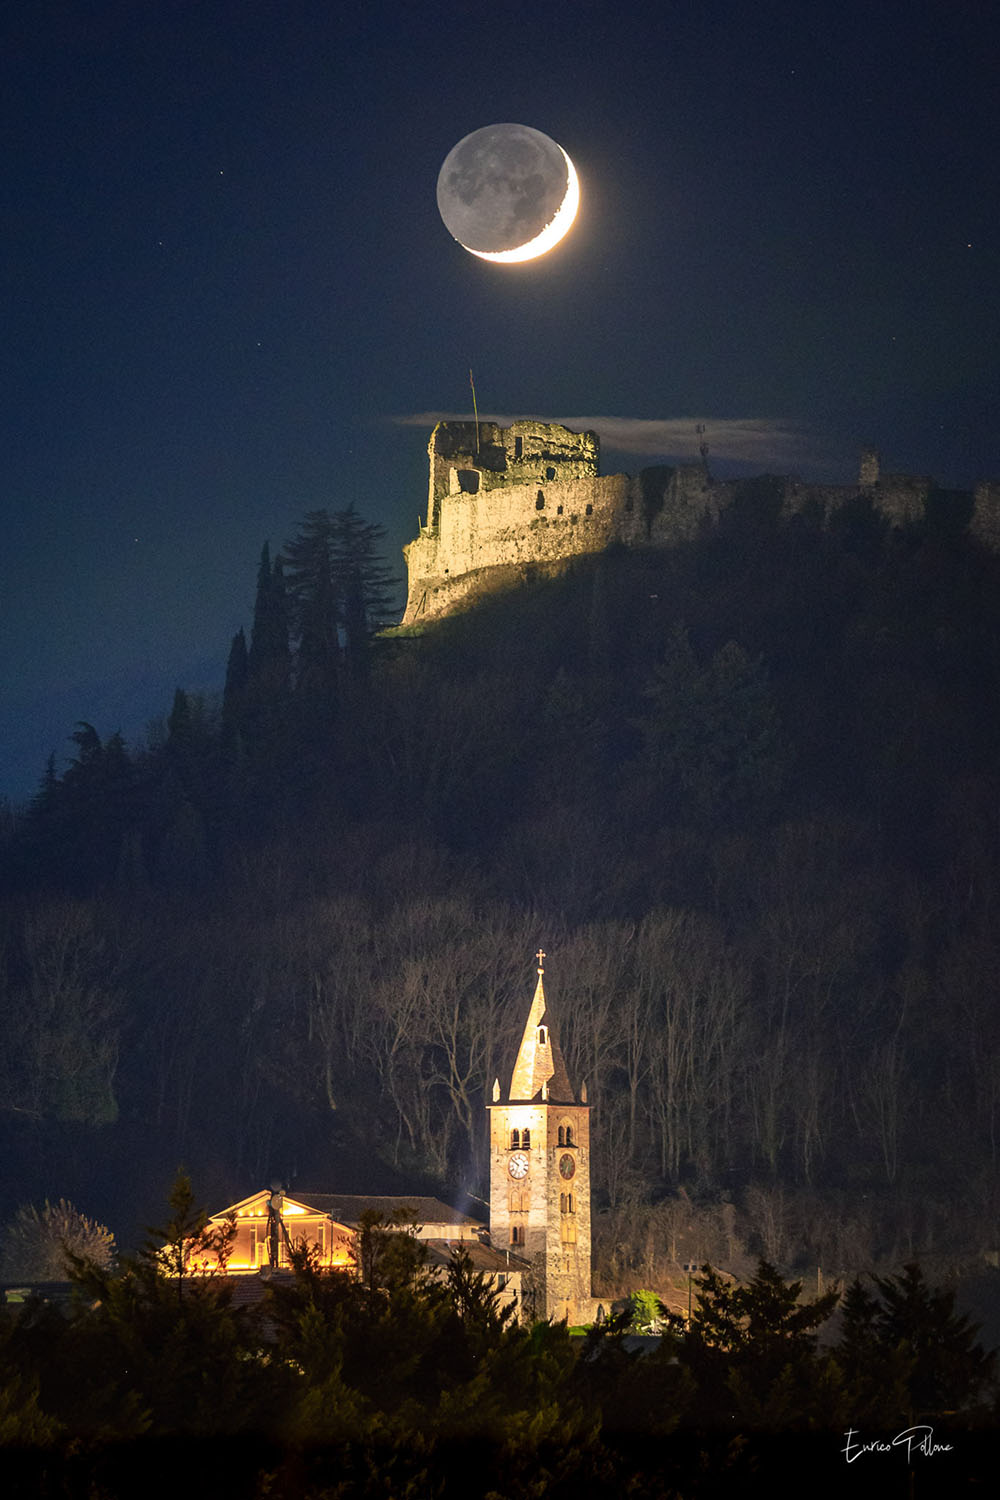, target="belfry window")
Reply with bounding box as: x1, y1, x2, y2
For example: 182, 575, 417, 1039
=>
537, 1026, 547, 1046
558, 1126, 565, 1146
565, 1124, 574, 1146
510, 1128, 520, 1149
521, 1128, 530, 1148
